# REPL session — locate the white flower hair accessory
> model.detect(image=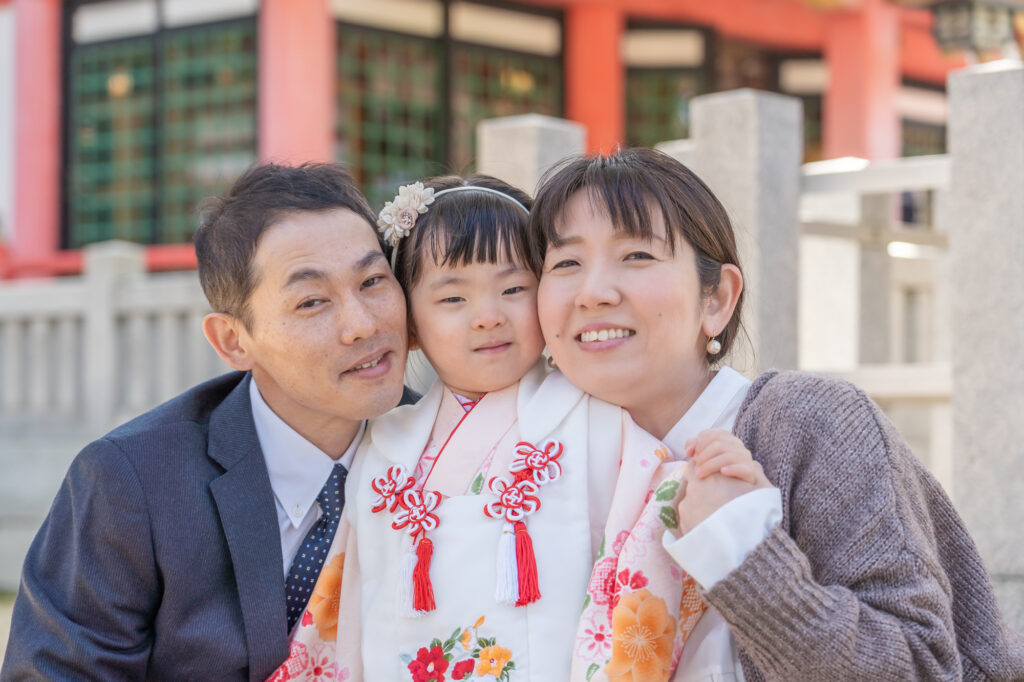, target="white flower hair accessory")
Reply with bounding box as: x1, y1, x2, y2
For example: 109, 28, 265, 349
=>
377, 181, 436, 248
